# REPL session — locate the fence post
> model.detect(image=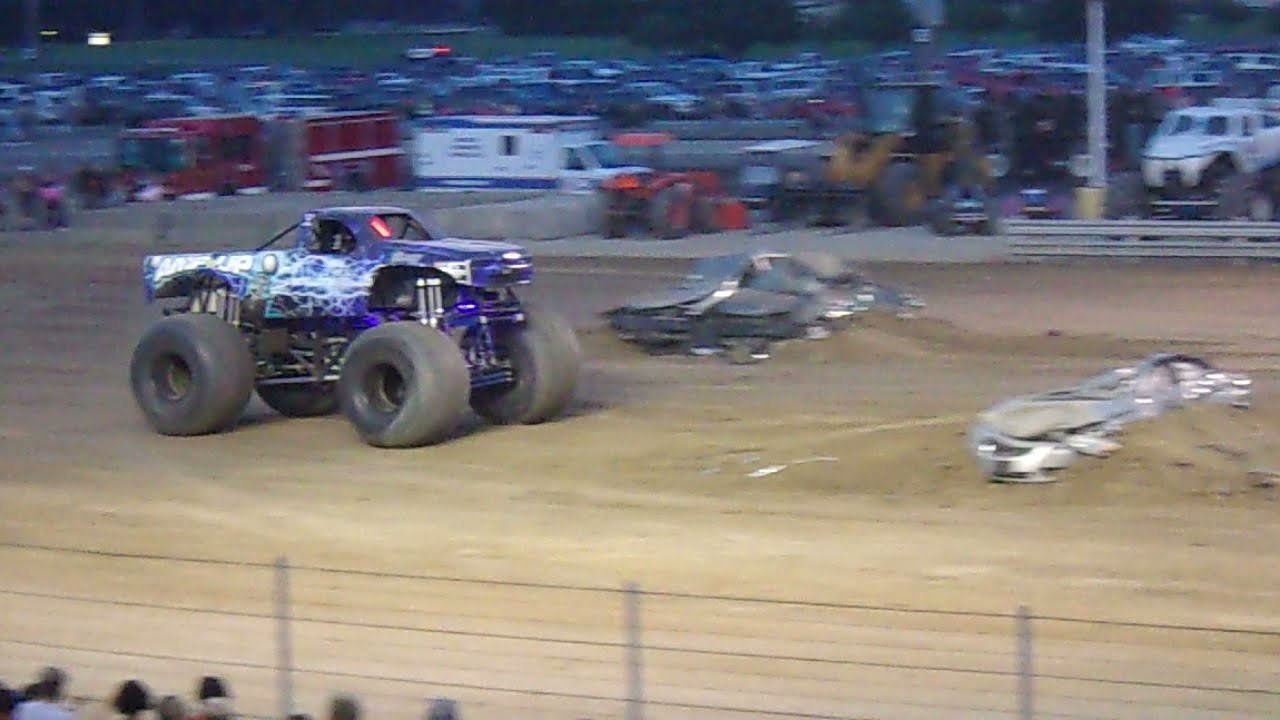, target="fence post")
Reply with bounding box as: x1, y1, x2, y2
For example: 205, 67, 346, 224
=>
275, 557, 295, 720
1016, 604, 1034, 720
623, 582, 645, 720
